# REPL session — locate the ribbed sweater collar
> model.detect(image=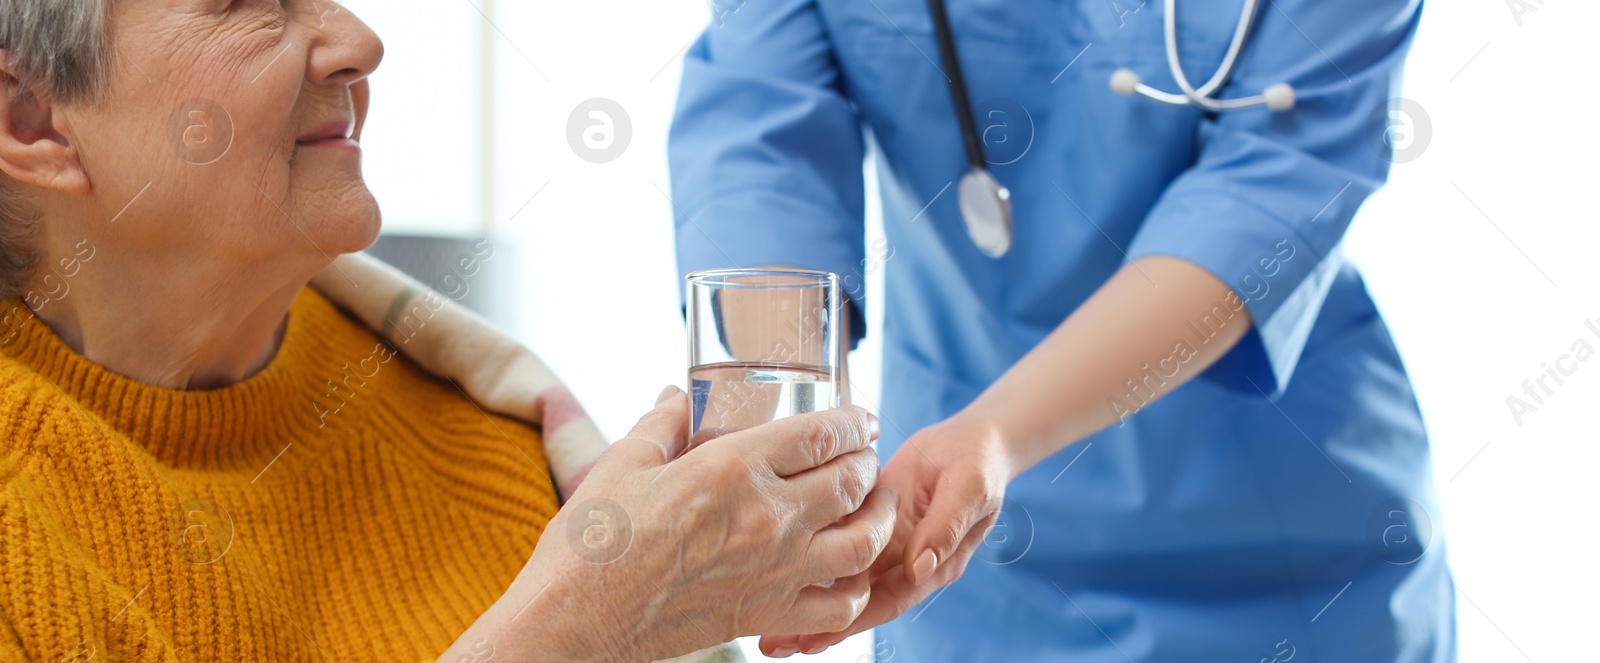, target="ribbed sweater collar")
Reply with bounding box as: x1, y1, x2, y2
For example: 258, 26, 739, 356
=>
0, 288, 339, 469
